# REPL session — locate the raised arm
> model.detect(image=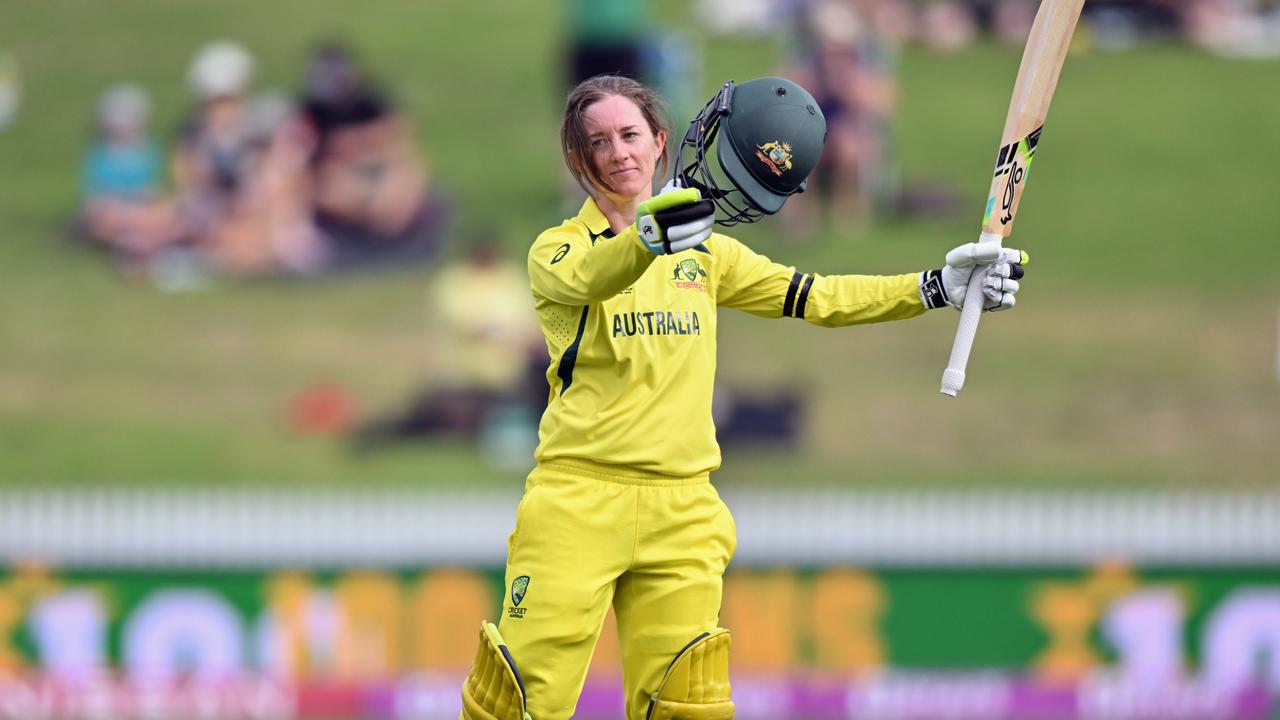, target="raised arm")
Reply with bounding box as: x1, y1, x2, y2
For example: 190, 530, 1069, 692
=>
714, 236, 925, 326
